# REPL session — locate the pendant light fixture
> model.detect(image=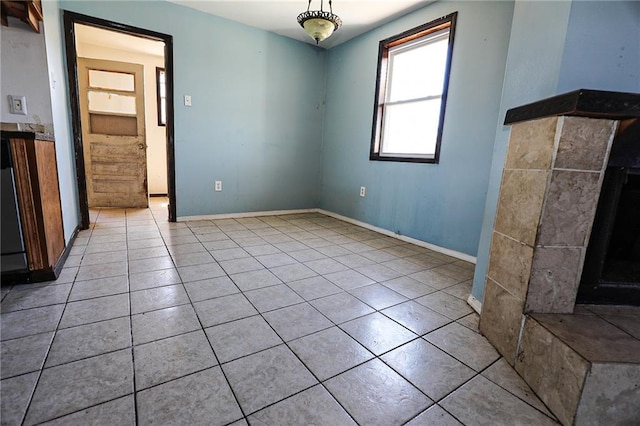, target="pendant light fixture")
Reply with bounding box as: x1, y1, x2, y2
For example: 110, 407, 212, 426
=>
297, 0, 342, 45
